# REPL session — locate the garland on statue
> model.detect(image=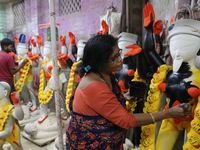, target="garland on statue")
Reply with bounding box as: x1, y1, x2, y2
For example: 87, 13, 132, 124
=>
13, 74, 16, 85
14, 58, 31, 92
0, 104, 14, 131
16, 57, 23, 63
66, 60, 82, 112
38, 60, 53, 104
140, 64, 172, 150
13, 56, 22, 85
126, 69, 143, 114
183, 67, 200, 149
